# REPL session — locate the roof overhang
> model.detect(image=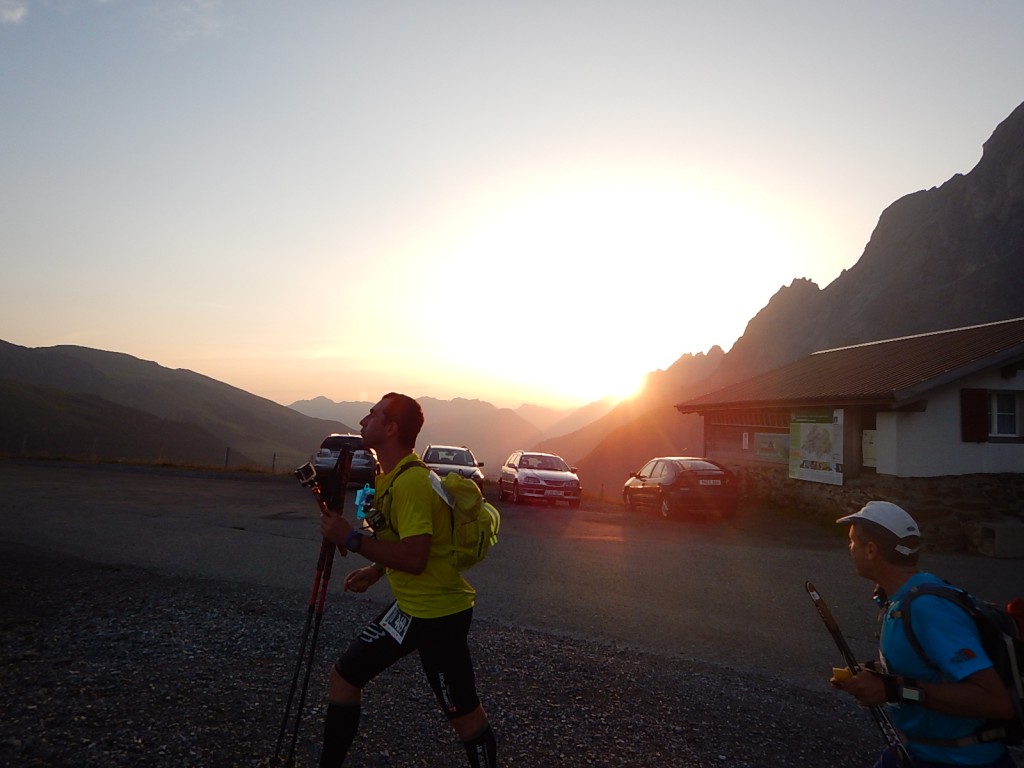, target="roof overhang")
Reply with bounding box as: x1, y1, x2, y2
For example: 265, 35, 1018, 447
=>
677, 396, 899, 414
